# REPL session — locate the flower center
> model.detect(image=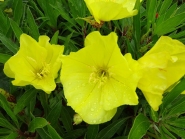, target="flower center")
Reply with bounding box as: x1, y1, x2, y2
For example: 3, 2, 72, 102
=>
36, 63, 50, 79
89, 66, 111, 87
